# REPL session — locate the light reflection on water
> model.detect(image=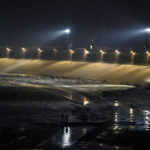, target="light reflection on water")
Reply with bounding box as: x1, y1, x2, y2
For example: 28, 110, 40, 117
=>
143, 110, 150, 130
129, 108, 134, 122
114, 112, 118, 123
69, 92, 73, 100
112, 100, 150, 131
62, 127, 71, 148
83, 96, 90, 106
114, 101, 120, 107
57, 126, 92, 148
82, 128, 87, 134
68, 92, 90, 106
113, 112, 119, 131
